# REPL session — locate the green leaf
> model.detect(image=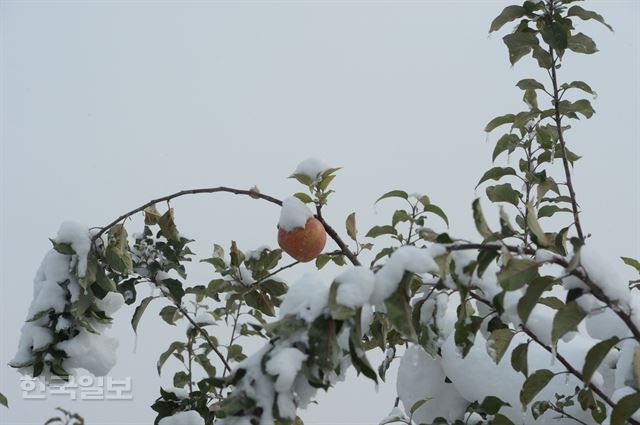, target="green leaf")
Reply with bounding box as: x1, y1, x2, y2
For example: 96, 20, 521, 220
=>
497, 258, 539, 291
392, 209, 411, 226
552, 301, 586, 345
477, 167, 517, 188
384, 274, 418, 343
487, 328, 515, 364
315, 254, 331, 270
520, 369, 555, 407
582, 337, 619, 385
486, 184, 520, 207
348, 310, 378, 383
526, 203, 551, 247
0, 392, 7, 408
293, 192, 314, 204
105, 224, 133, 274
562, 80, 595, 96
516, 79, 545, 91
511, 342, 529, 377
518, 276, 554, 324
328, 281, 356, 321
144, 204, 161, 225
472, 199, 495, 240
541, 22, 568, 51
485, 114, 516, 133
423, 204, 449, 227
532, 46, 553, 69
568, 33, 598, 55
158, 208, 180, 243
503, 32, 539, 65
410, 399, 429, 414
622, 257, 640, 274
375, 190, 408, 204
538, 205, 571, 218
492, 134, 520, 161
610, 391, 640, 425
366, 225, 397, 238
559, 99, 595, 119
49, 239, 75, 255
567, 5, 613, 32
345, 212, 357, 241
132, 296, 154, 333
157, 341, 184, 374
159, 305, 180, 326
489, 5, 527, 33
